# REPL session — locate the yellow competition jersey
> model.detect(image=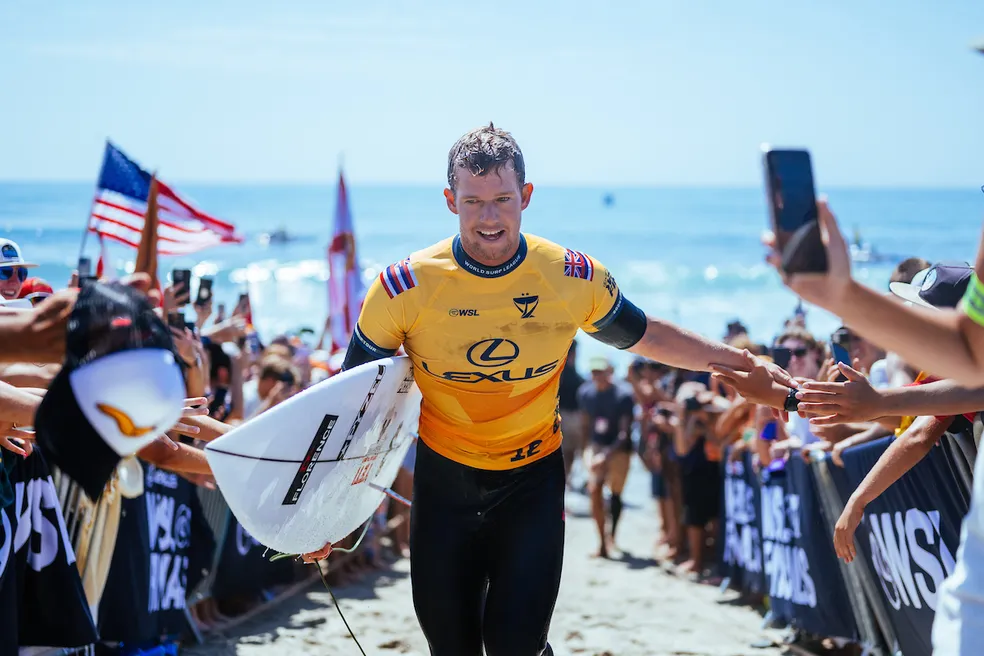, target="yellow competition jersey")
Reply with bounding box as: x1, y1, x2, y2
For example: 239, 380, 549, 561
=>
353, 233, 624, 470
